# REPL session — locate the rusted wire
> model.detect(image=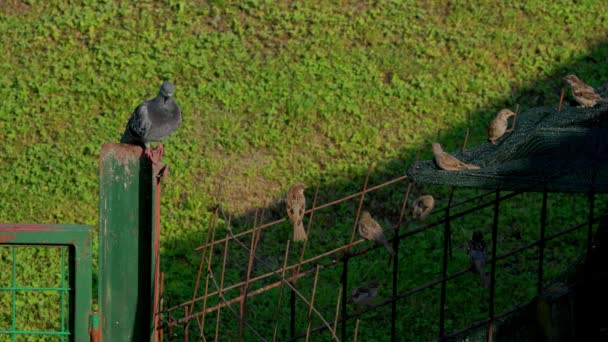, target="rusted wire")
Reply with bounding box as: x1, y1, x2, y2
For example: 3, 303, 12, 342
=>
305, 265, 321, 342
200, 209, 220, 339
214, 215, 231, 342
